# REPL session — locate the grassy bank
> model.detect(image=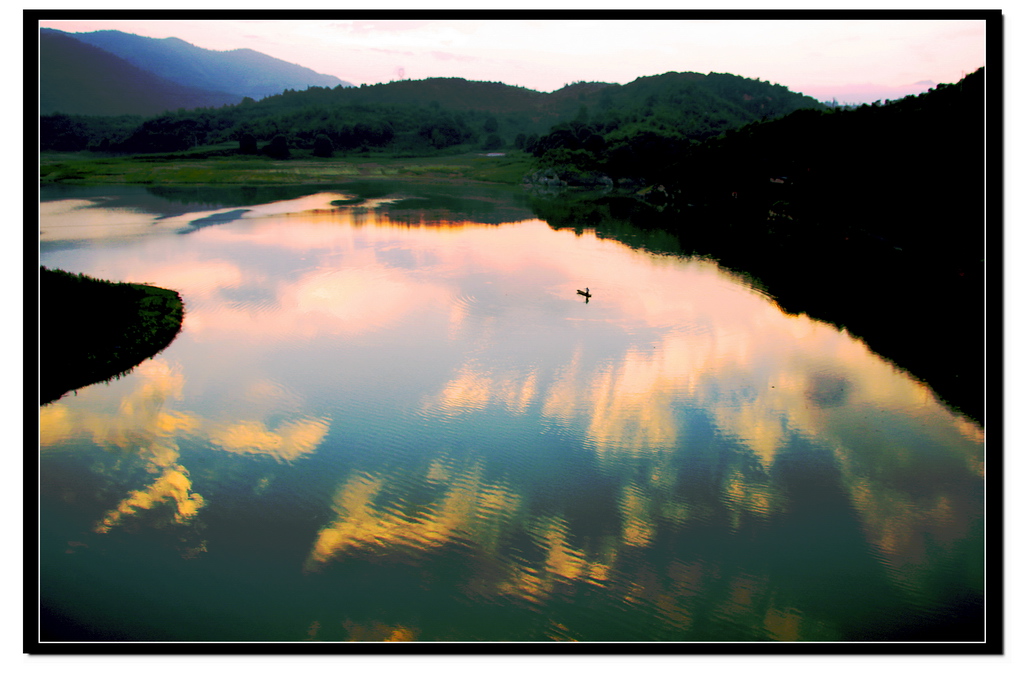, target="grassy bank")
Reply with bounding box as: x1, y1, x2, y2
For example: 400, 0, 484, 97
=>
39, 267, 185, 405
40, 147, 535, 186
